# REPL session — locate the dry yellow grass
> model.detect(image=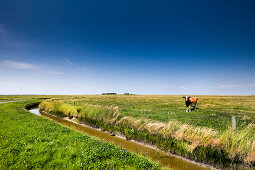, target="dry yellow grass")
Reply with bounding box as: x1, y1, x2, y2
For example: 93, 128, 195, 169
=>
39, 95, 255, 164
